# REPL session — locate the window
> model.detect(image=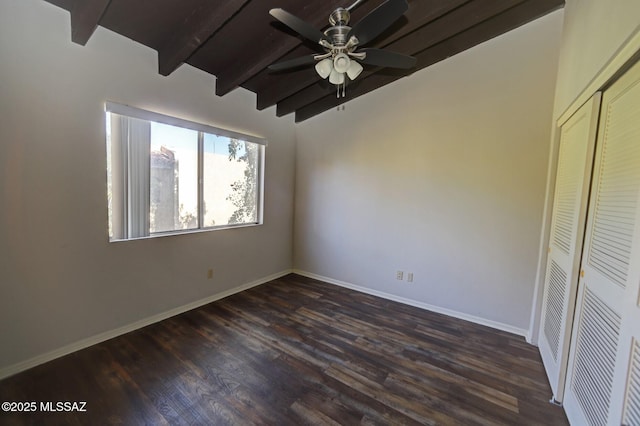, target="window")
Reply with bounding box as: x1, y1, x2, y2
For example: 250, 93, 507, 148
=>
106, 103, 265, 241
